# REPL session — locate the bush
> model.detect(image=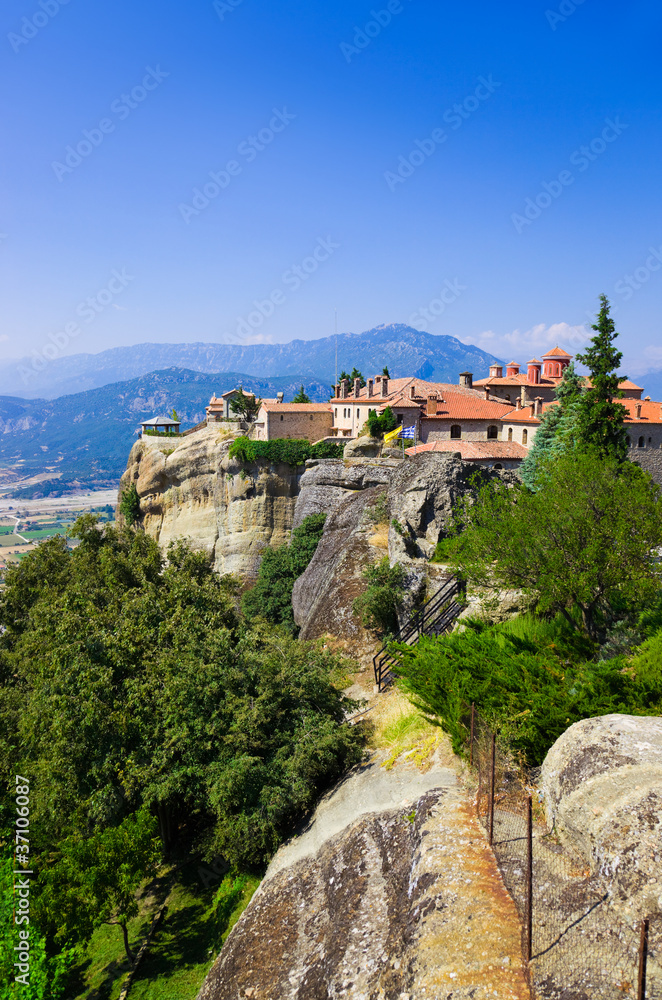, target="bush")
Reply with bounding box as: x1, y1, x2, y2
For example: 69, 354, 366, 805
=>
118, 483, 141, 526
395, 614, 662, 765
353, 557, 406, 636
229, 437, 344, 466
242, 514, 327, 633
366, 406, 398, 440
